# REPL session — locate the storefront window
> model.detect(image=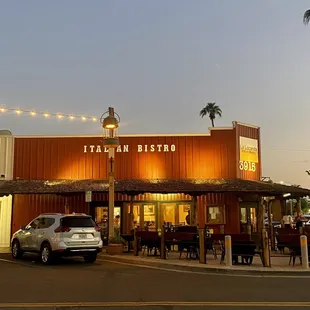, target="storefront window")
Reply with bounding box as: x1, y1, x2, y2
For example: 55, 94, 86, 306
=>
179, 205, 190, 225
207, 205, 225, 224
132, 205, 140, 227
250, 207, 257, 232
144, 204, 156, 230
113, 206, 121, 233
162, 203, 176, 225
95, 206, 108, 244
240, 207, 247, 224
